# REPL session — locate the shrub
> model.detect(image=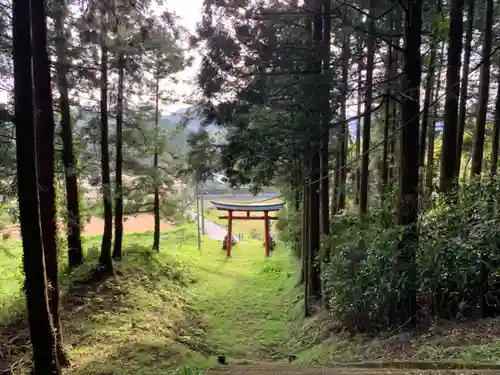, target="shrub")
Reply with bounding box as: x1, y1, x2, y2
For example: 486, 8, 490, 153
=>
323, 178, 500, 333
249, 228, 262, 240
277, 205, 301, 258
